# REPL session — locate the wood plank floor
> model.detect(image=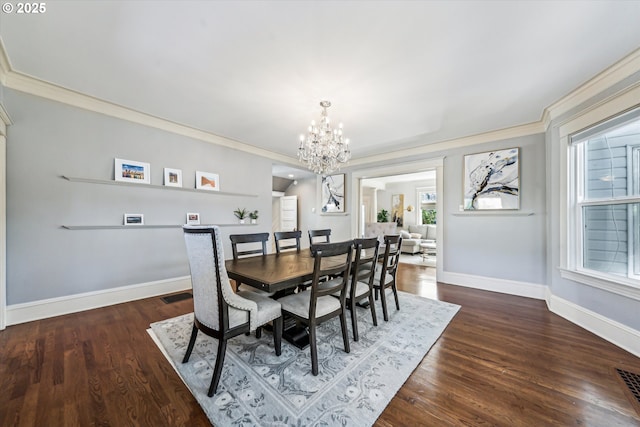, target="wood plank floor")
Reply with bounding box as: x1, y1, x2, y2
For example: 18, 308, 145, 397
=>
1, 263, 639, 426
